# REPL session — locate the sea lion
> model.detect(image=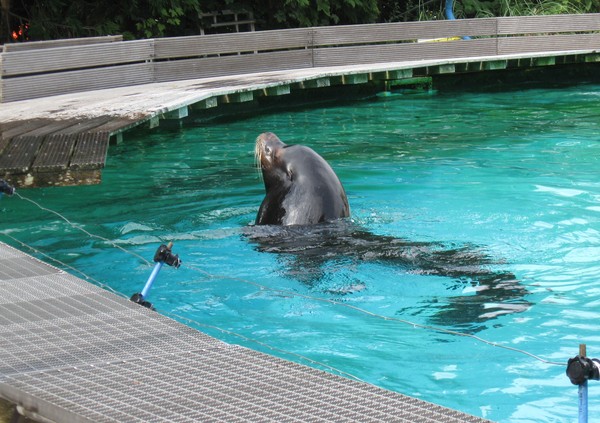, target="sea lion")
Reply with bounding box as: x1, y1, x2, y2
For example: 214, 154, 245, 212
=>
250, 132, 529, 329
254, 132, 350, 225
